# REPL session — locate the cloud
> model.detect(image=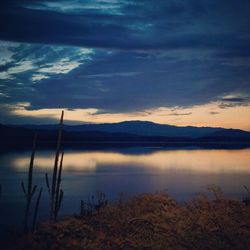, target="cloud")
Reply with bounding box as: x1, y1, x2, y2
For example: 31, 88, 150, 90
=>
0, 1, 250, 126
0, 47, 15, 66
167, 112, 192, 116
8, 60, 35, 74
0, 41, 95, 106
0, 40, 94, 88
0, 71, 14, 80
1, 40, 250, 115
82, 71, 141, 78
0, 0, 250, 54
0, 92, 9, 98
38, 59, 81, 74
1, 101, 250, 131
218, 95, 250, 109
209, 111, 220, 115
31, 74, 49, 82
0, 60, 35, 80
23, 0, 124, 15
220, 97, 247, 103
